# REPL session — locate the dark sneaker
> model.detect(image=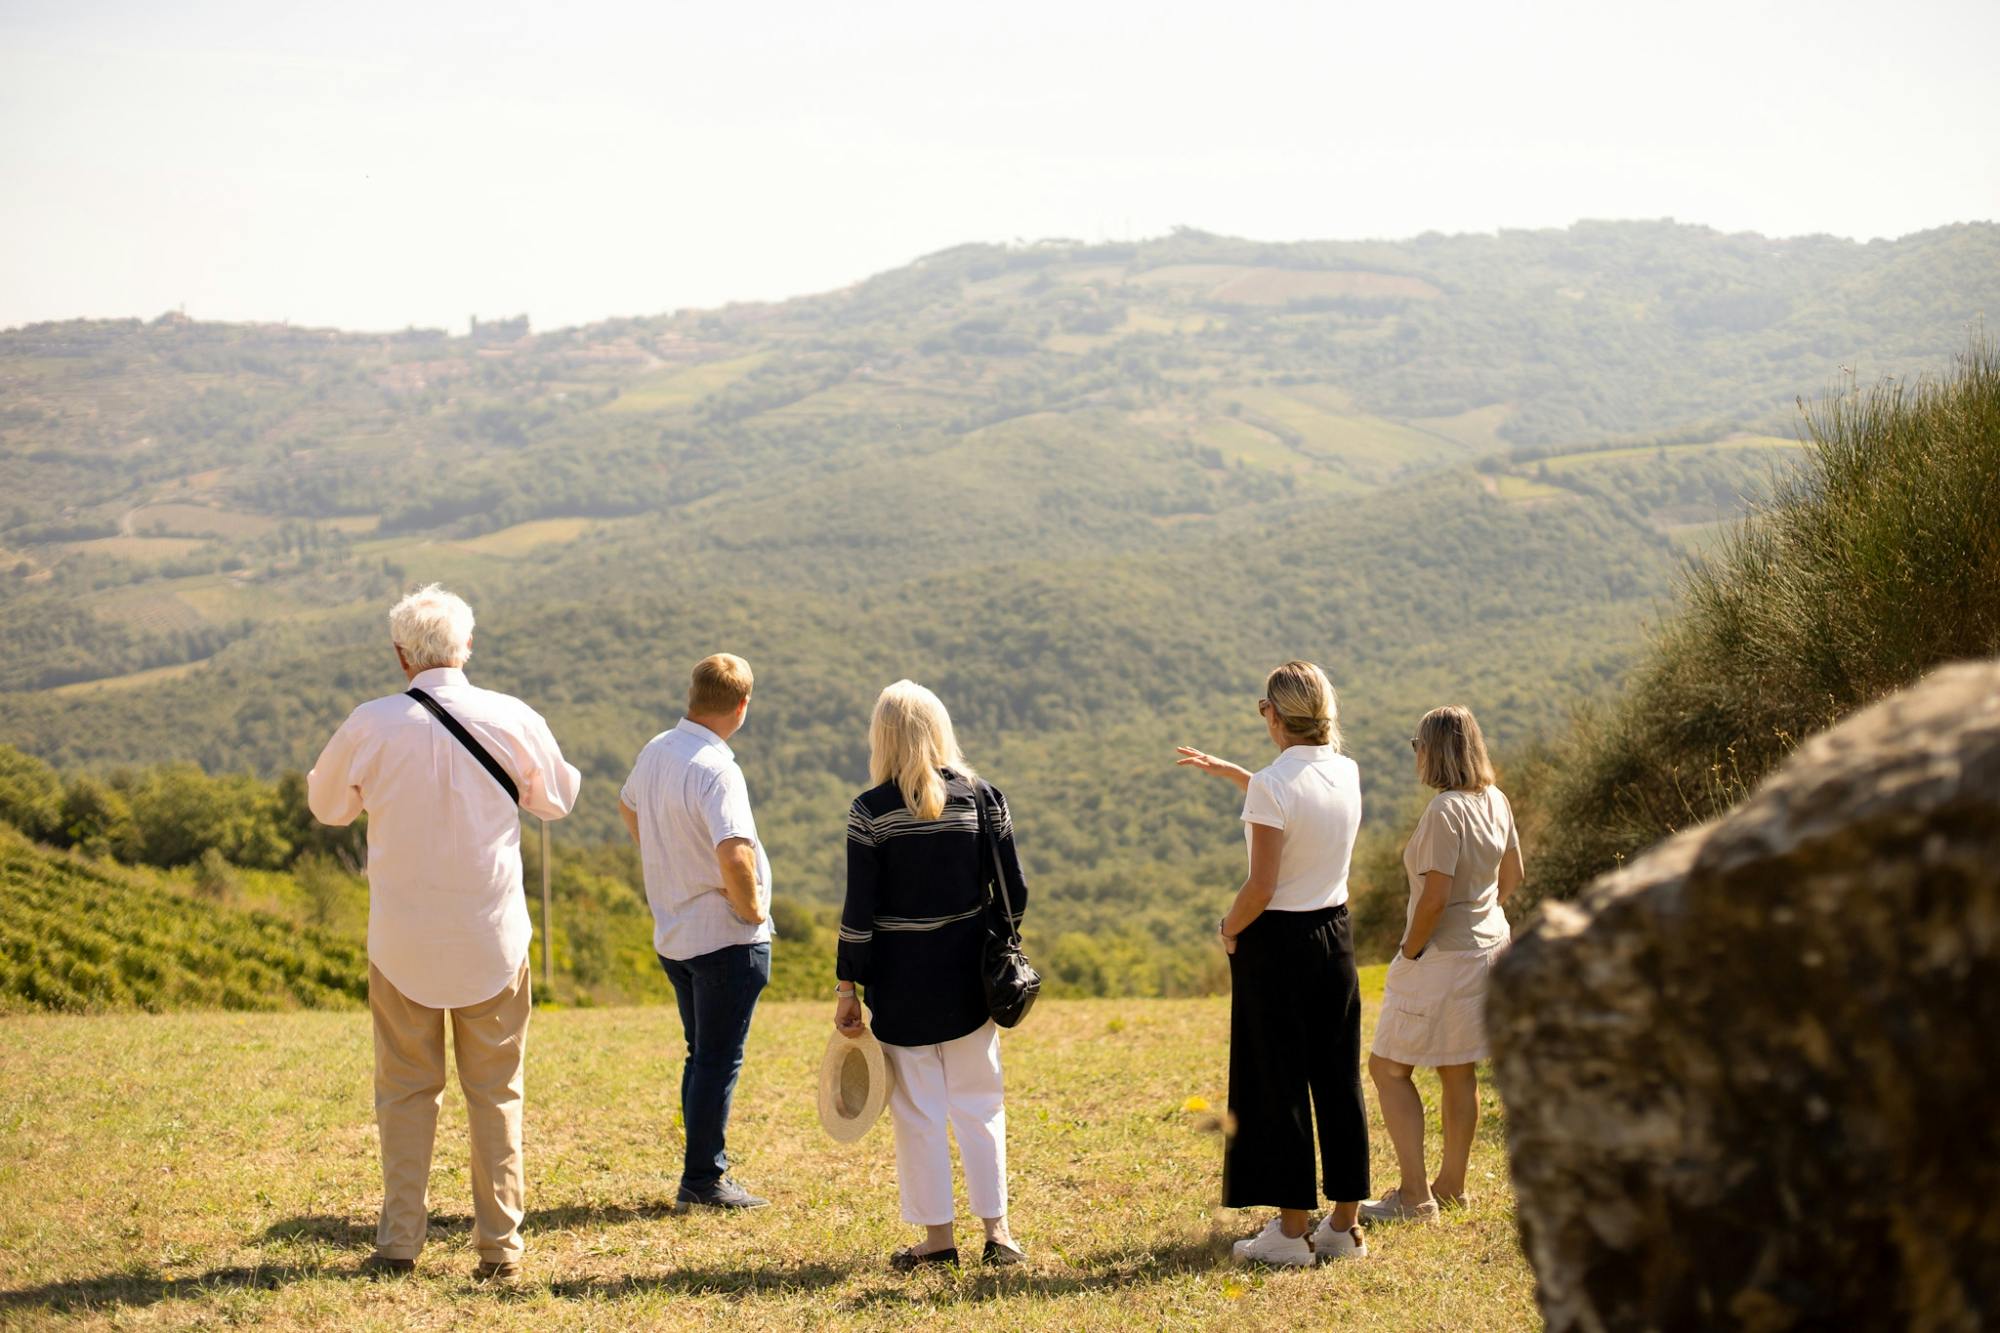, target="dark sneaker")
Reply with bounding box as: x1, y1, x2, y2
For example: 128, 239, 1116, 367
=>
676, 1177, 769, 1210
360, 1253, 415, 1280
890, 1245, 959, 1272
472, 1259, 522, 1287
982, 1239, 1027, 1267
